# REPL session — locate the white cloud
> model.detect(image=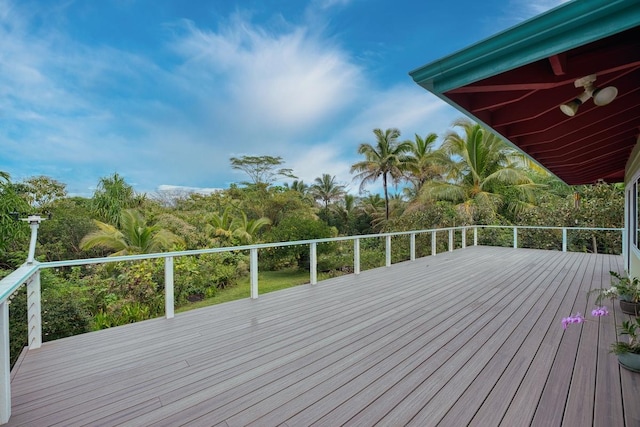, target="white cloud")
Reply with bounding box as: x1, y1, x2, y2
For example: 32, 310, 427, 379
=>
523, 0, 570, 15
288, 144, 352, 187
171, 17, 362, 137
503, 0, 571, 24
